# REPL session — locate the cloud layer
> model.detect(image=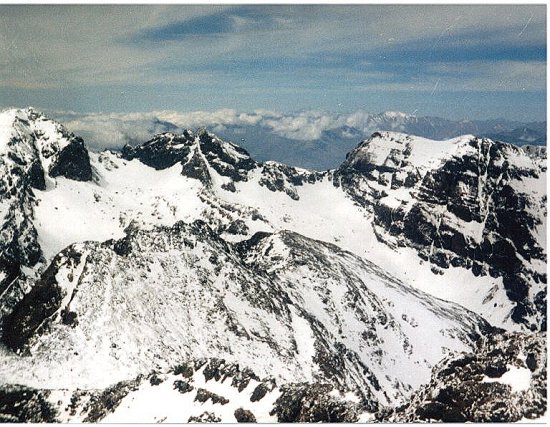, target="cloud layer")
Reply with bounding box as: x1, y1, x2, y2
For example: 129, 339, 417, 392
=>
52, 108, 411, 150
